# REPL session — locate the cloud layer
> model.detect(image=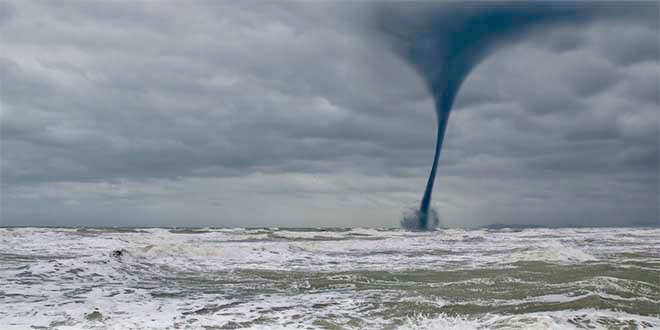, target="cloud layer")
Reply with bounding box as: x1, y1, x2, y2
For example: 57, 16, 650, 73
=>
1, 1, 657, 227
